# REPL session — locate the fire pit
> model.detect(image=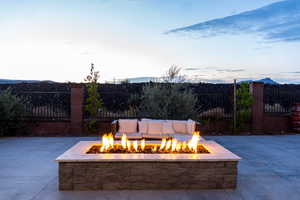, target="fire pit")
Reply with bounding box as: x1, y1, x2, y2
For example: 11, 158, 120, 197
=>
56, 133, 241, 190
